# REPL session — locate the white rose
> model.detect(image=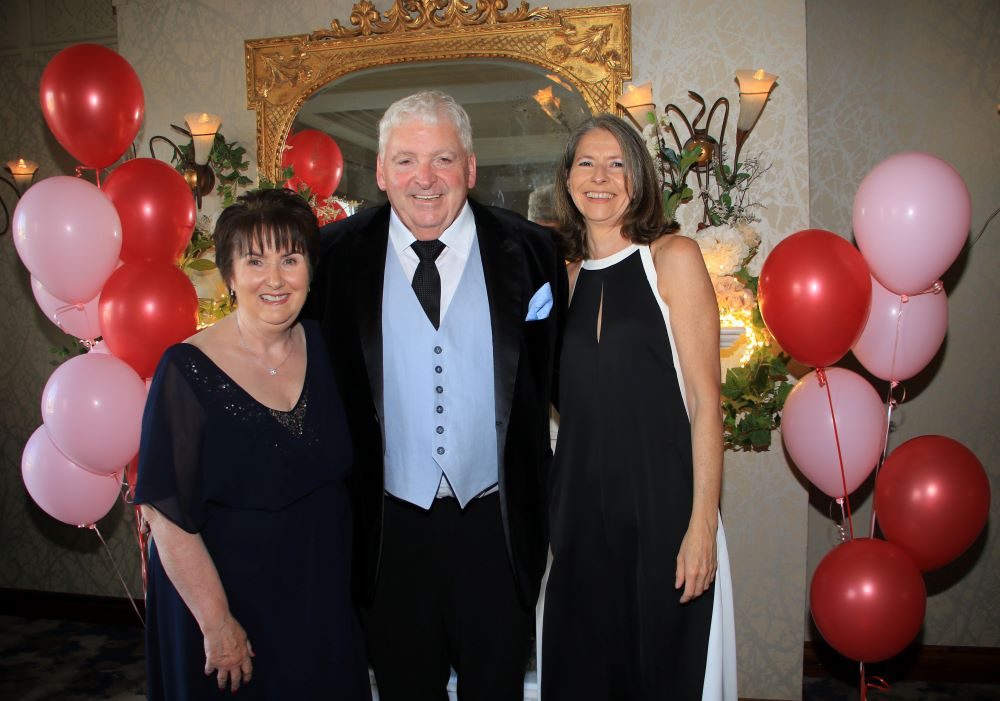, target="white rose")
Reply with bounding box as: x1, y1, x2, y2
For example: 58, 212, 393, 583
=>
693, 225, 750, 277
735, 222, 761, 249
